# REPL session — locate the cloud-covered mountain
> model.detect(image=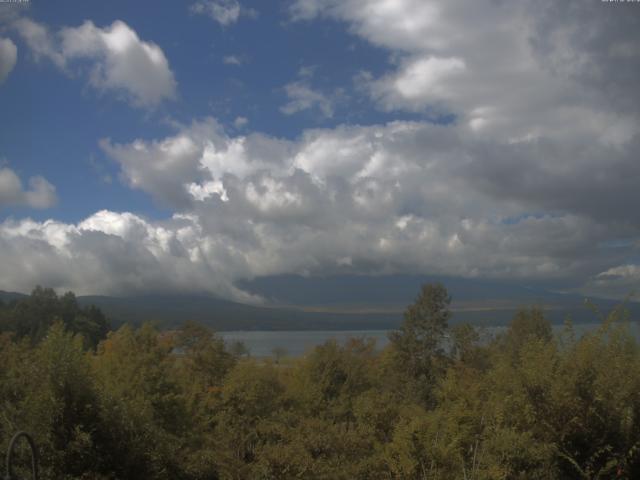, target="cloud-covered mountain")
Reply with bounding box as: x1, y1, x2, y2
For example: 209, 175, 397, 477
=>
4, 273, 635, 331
